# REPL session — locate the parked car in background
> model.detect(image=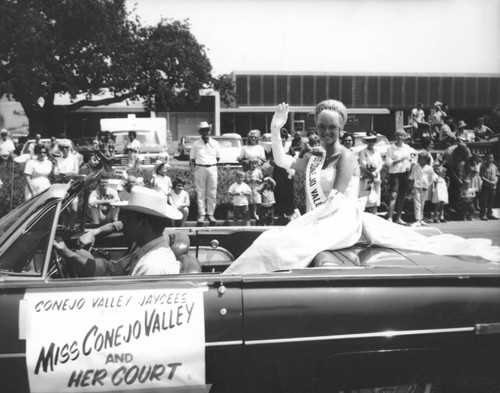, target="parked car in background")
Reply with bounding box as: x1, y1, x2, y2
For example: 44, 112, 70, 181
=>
14, 138, 84, 166
110, 129, 169, 168
212, 133, 242, 166
100, 115, 169, 169
173, 135, 199, 161
1, 176, 500, 393
352, 131, 390, 157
